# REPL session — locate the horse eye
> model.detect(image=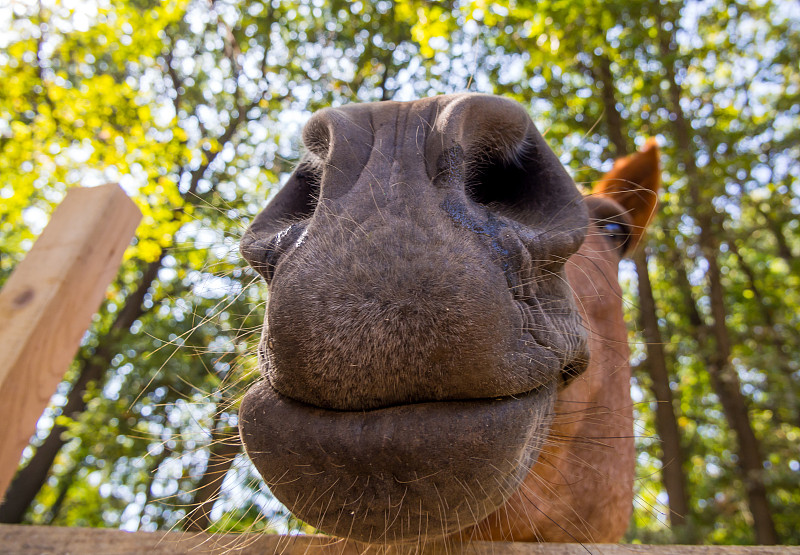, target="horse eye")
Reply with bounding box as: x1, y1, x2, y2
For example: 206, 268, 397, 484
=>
601, 222, 629, 246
